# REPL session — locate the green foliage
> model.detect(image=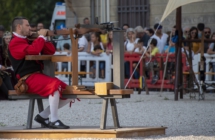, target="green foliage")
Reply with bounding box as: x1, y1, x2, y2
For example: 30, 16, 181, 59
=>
0, 0, 64, 30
